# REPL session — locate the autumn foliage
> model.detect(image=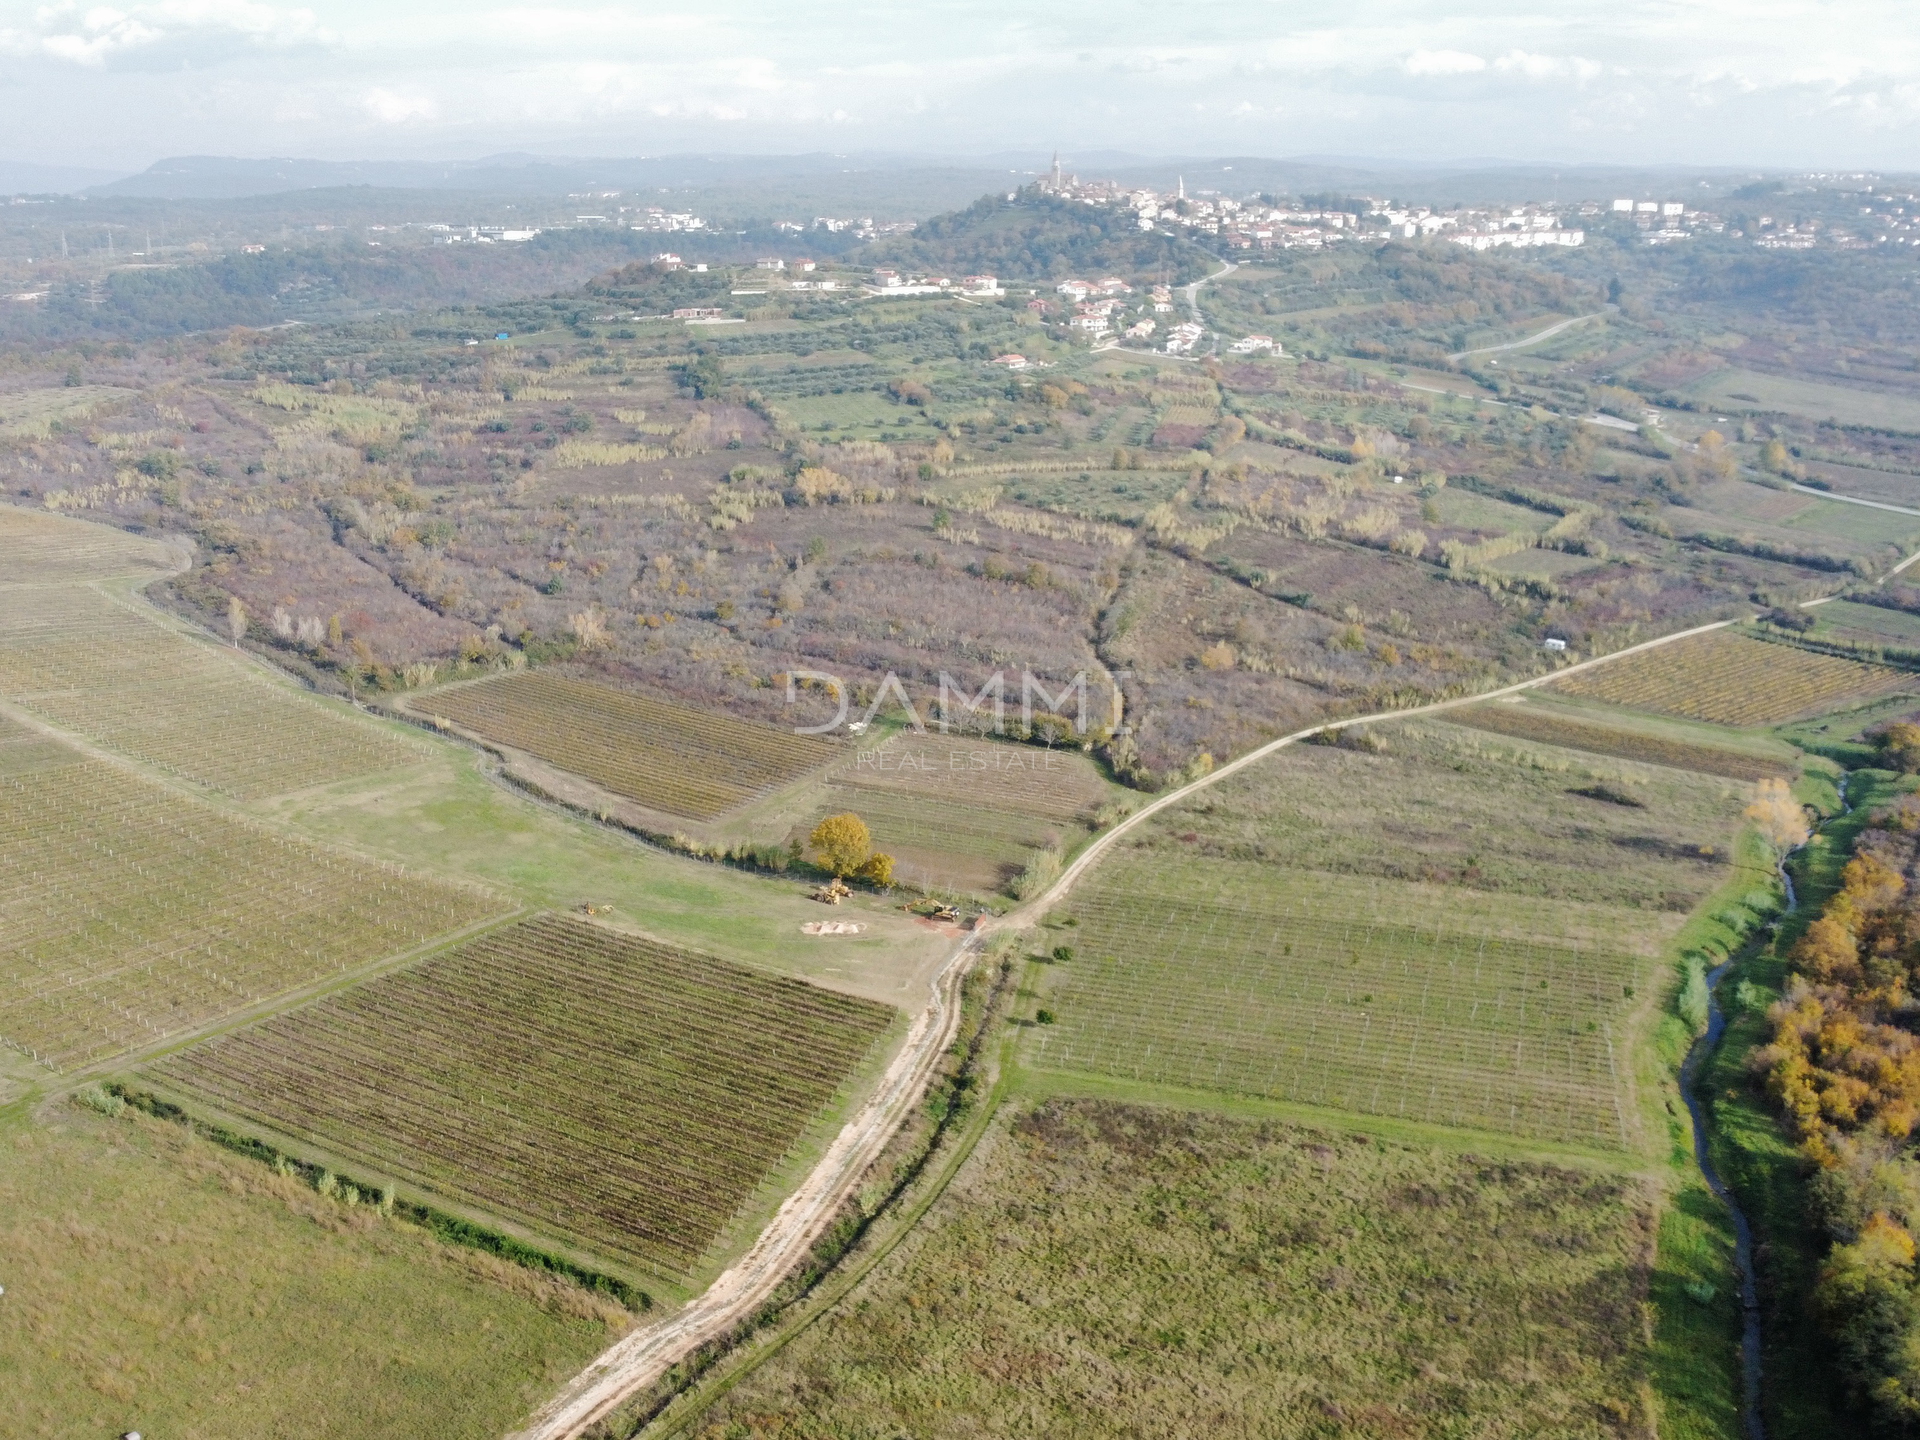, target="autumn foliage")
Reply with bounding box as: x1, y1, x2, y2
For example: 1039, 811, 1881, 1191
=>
807, 811, 895, 887
1759, 793, 1920, 1423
